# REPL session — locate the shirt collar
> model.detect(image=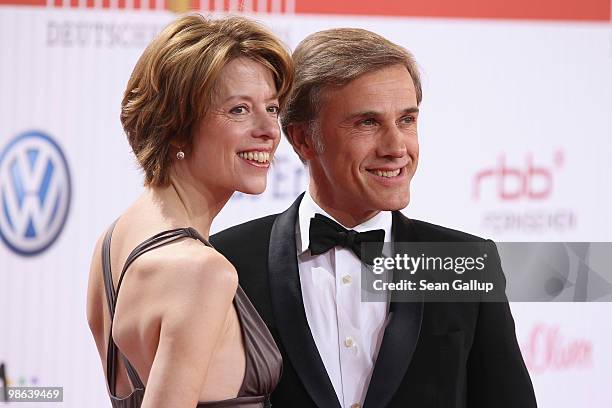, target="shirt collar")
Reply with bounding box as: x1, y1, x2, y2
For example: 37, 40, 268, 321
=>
296, 189, 392, 255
